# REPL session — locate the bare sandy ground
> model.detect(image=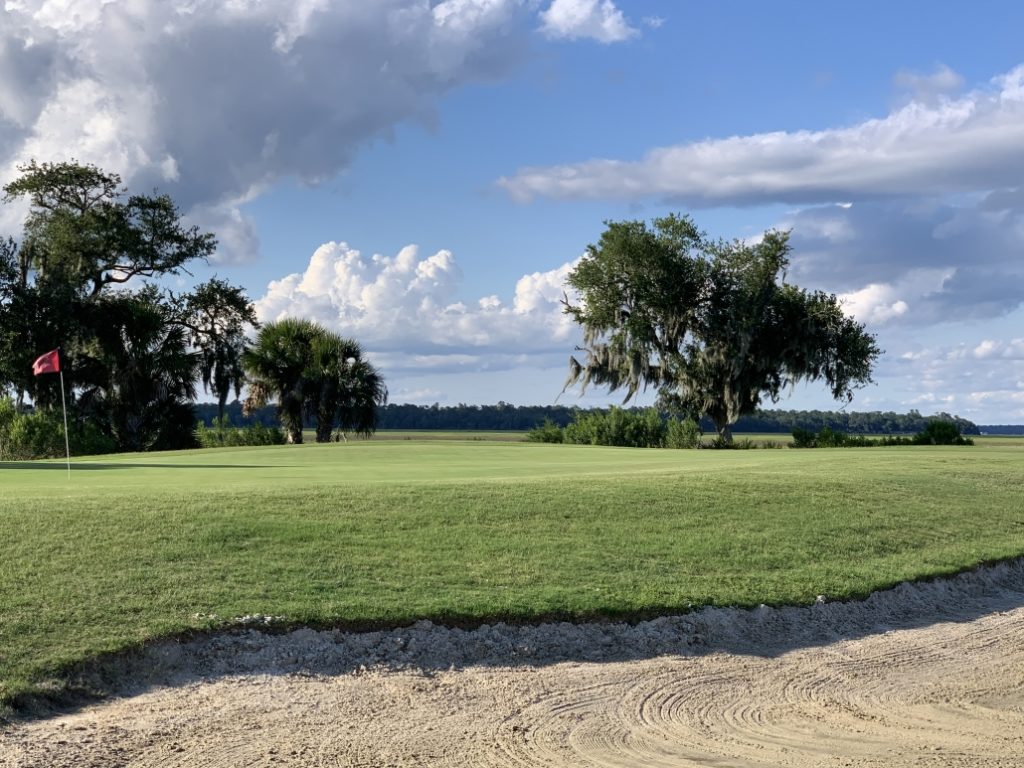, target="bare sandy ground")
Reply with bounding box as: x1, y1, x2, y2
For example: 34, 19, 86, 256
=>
3, 560, 1023, 767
